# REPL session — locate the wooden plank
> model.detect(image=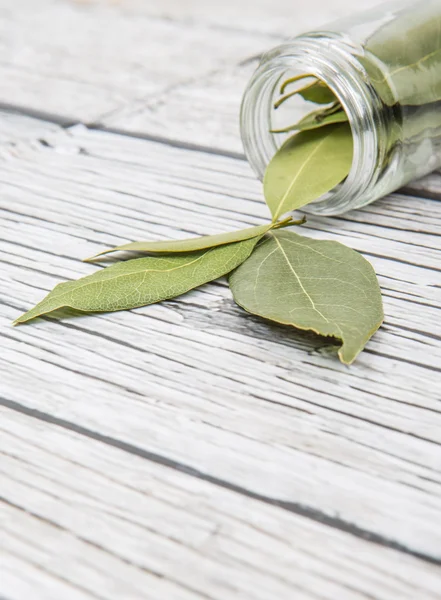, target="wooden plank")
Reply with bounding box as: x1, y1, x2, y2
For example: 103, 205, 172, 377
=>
0, 0, 384, 127
0, 111, 61, 147
102, 62, 257, 154
97, 0, 382, 149
1, 125, 440, 564
402, 173, 441, 200
97, 0, 383, 149
0, 0, 274, 122
73, 0, 383, 36
3, 0, 437, 199
2, 0, 437, 200
1, 549, 92, 600
2, 407, 441, 600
